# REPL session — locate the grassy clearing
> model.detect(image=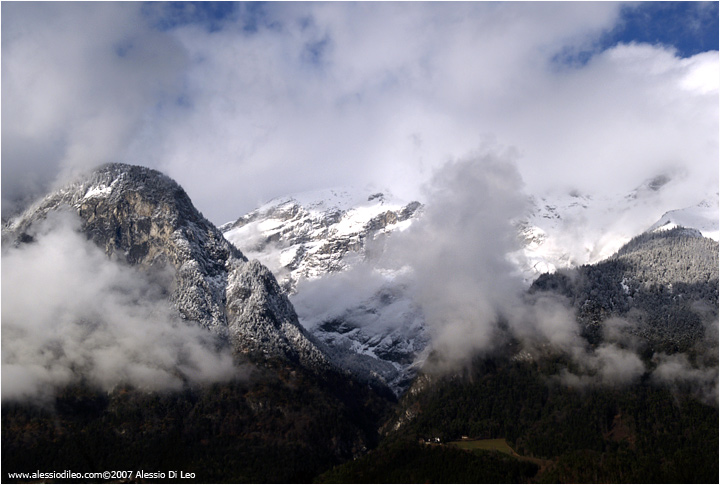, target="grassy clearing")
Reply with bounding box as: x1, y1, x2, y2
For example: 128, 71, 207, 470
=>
448, 439, 548, 469
448, 438, 516, 456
